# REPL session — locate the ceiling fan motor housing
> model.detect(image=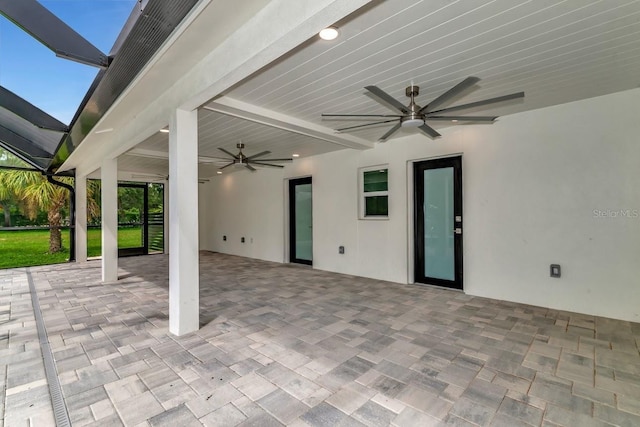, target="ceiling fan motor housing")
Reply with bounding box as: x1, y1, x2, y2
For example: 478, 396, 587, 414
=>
405, 85, 419, 98
402, 85, 424, 127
